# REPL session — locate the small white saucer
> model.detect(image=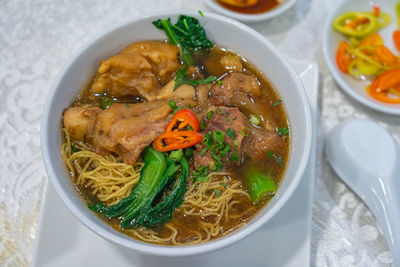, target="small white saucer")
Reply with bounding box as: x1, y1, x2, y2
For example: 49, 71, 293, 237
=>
31, 60, 318, 267
204, 0, 296, 23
